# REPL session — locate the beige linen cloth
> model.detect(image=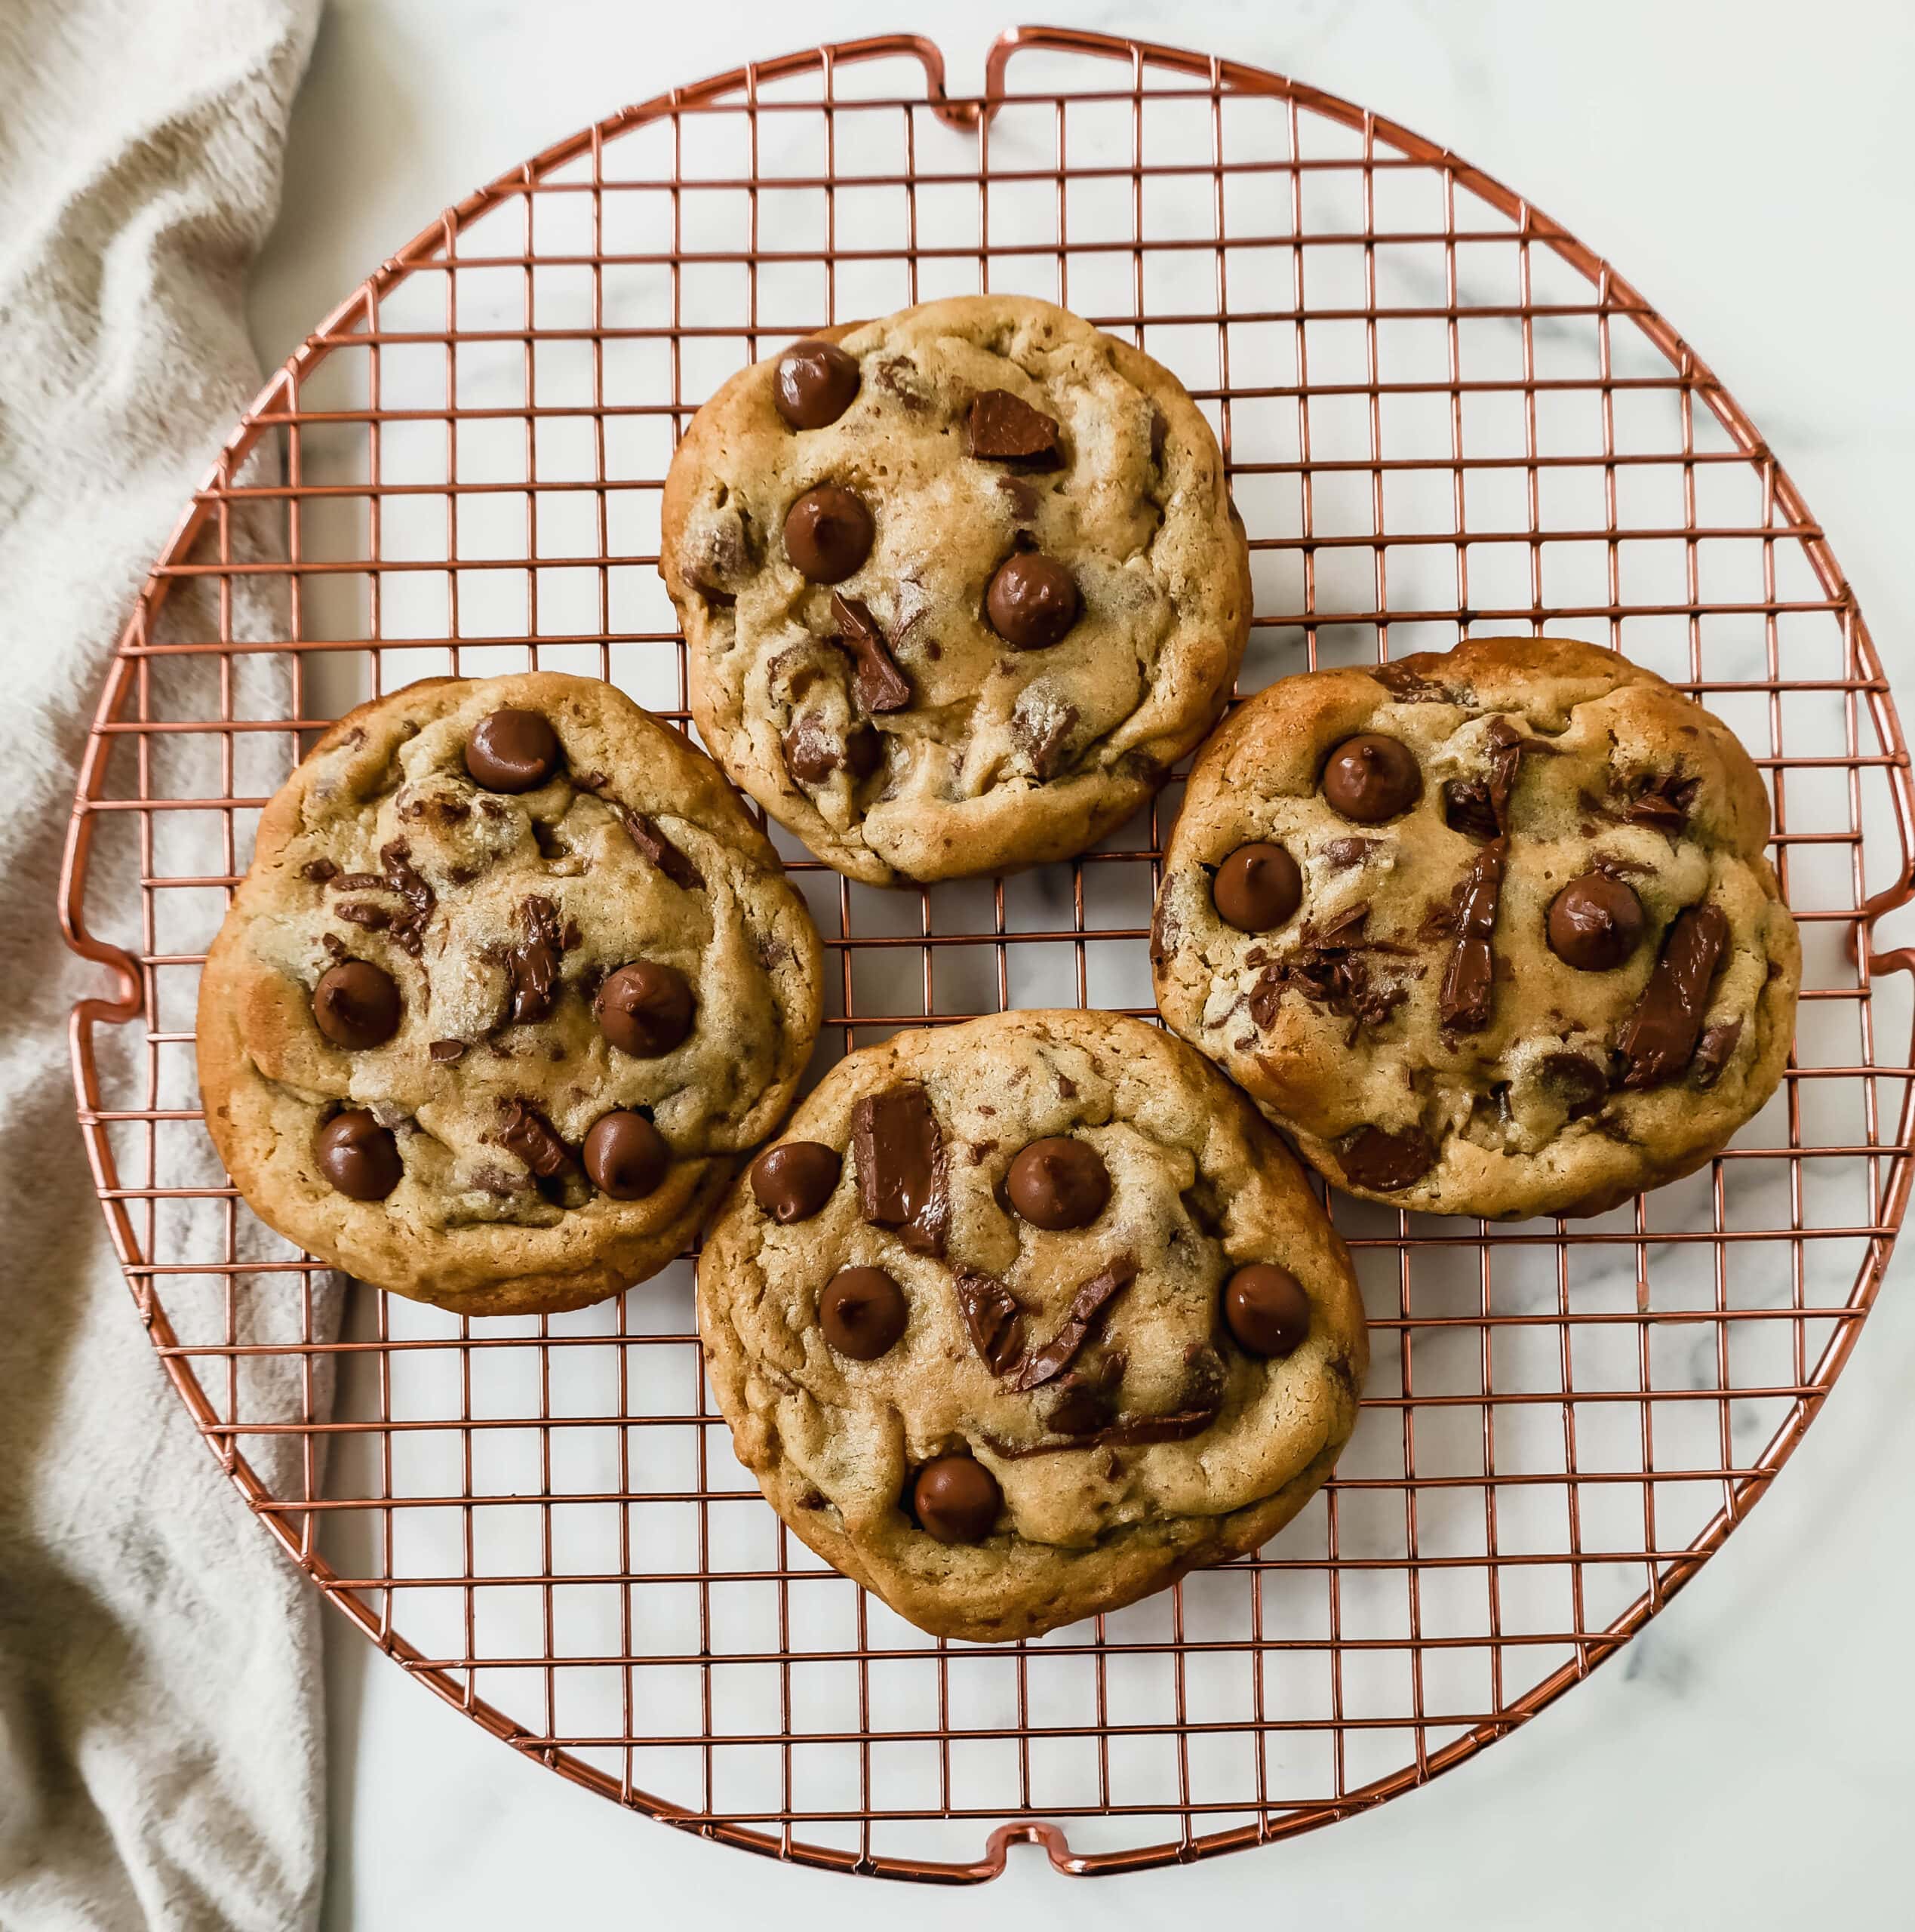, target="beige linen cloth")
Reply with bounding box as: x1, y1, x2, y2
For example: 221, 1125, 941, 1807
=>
0, 2, 334, 1927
